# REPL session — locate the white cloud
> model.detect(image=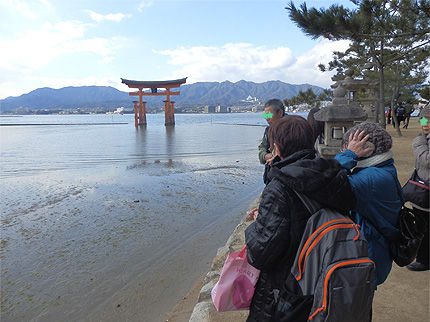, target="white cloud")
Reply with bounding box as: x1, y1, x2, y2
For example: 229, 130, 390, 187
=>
0, 20, 122, 74
85, 10, 131, 23
156, 39, 350, 88
39, 0, 52, 8
0, 35, 350, 99
1, 0, 36, 18
283, 39, 351, 87
156, 43, 296, 83
0, 21, 86, 74
0, 0, 52, 18
0, 19, 127, 99
138, 0, 154, 12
